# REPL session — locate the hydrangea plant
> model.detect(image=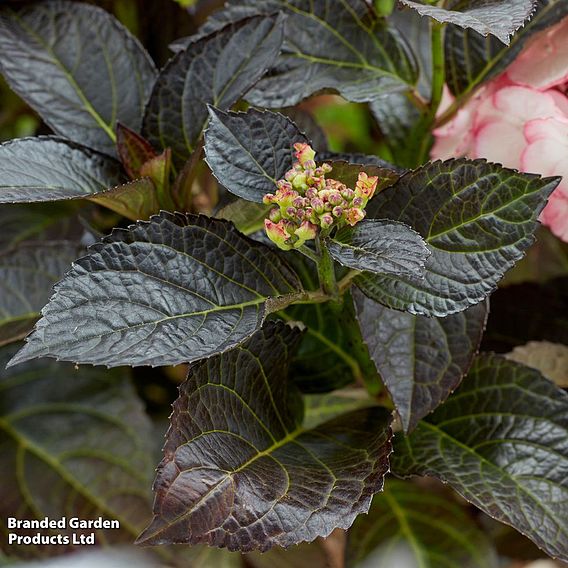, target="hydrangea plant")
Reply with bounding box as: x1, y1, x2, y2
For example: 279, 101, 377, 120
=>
0, 0, 566, 566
